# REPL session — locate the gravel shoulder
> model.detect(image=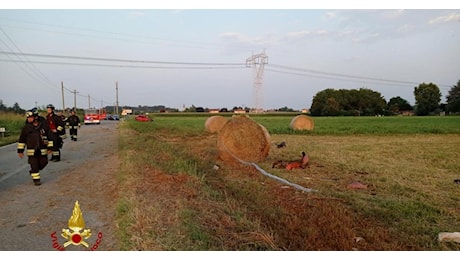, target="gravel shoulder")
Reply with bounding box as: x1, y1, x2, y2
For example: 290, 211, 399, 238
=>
0, 121, 120, 251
